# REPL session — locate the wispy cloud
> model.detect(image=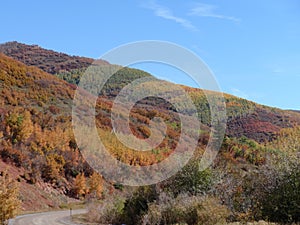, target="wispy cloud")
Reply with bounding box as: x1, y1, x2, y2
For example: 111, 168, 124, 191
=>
189, 3, 240, 23
142, 1, 198, 31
